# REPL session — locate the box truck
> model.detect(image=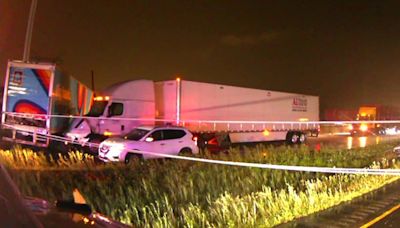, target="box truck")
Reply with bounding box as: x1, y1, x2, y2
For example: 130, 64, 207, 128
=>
1, 60, 93, 146
67, 78, 319, 151
350, 105, 400, 135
